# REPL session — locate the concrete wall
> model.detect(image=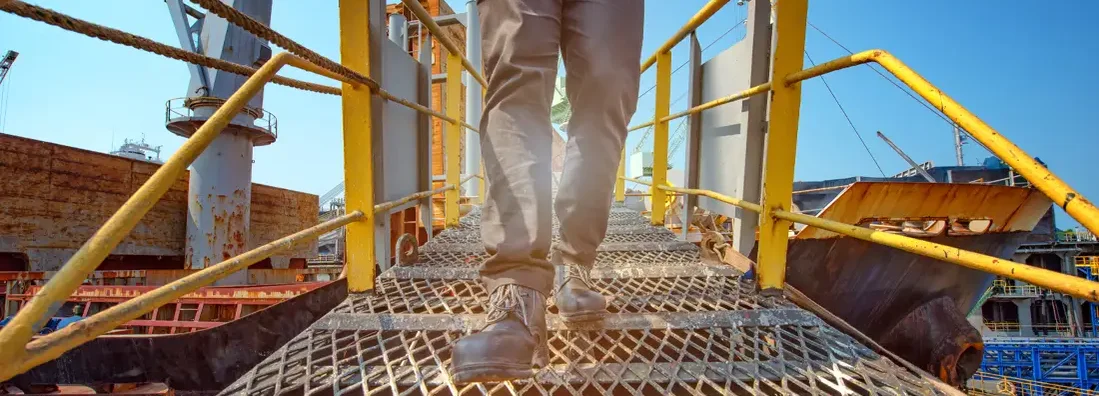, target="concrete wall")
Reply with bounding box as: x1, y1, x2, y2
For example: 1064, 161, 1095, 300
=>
0, 133, 317, 271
